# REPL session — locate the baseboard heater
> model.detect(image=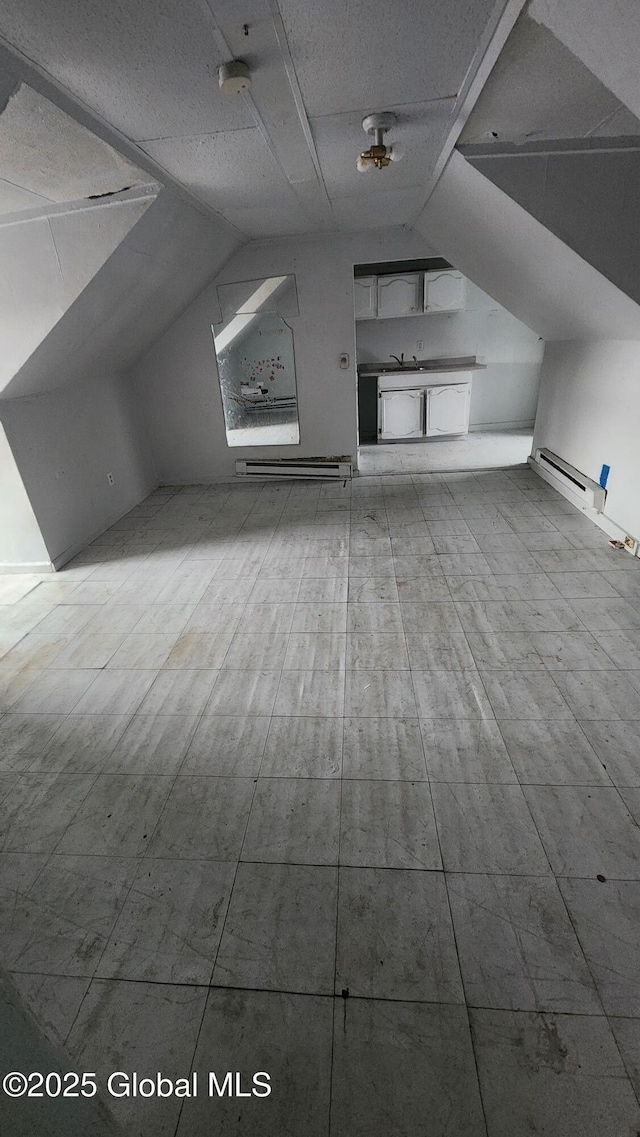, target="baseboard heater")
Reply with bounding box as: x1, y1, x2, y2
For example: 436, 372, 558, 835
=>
529, 448, 606, 510
236, 457, 353, 480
